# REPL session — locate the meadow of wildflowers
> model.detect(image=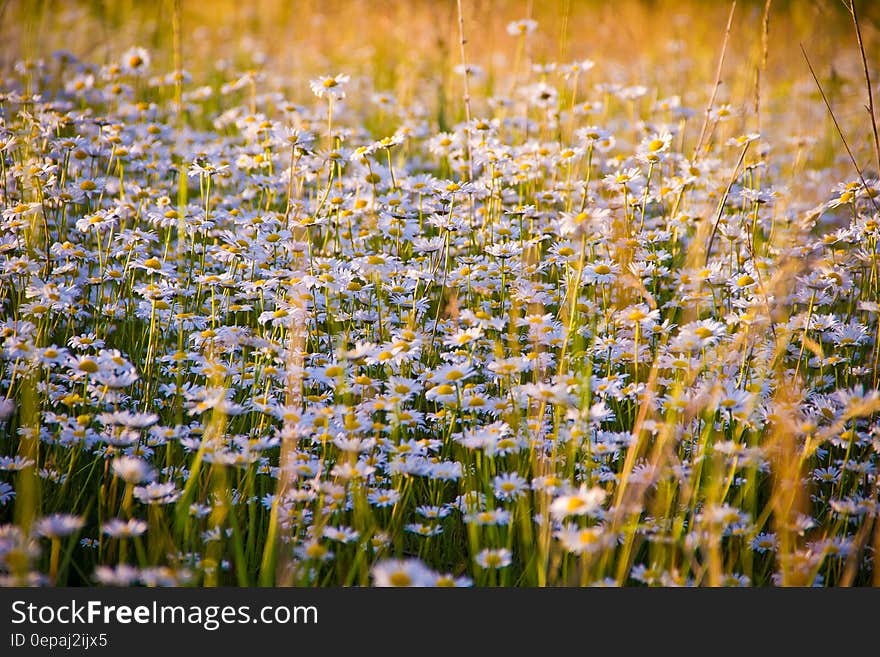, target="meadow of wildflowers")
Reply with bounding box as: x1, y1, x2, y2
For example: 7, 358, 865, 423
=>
1, 0, 880, 587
